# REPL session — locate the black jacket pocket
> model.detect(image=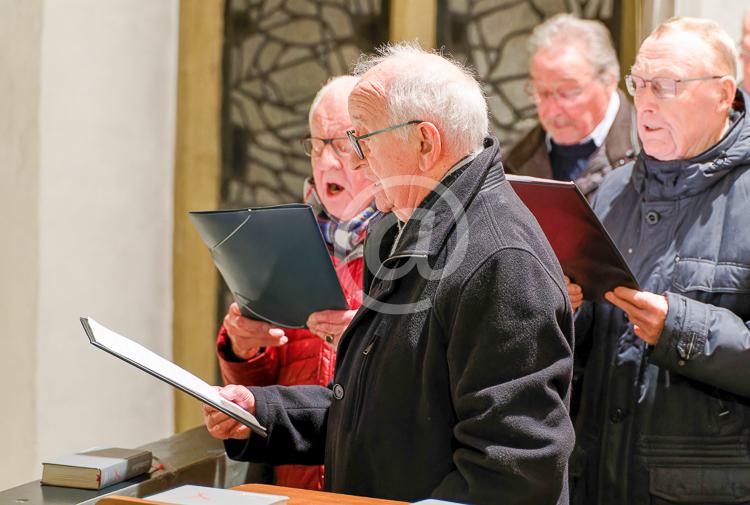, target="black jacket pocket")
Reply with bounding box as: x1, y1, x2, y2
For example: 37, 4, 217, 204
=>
649, 465, 750, 503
